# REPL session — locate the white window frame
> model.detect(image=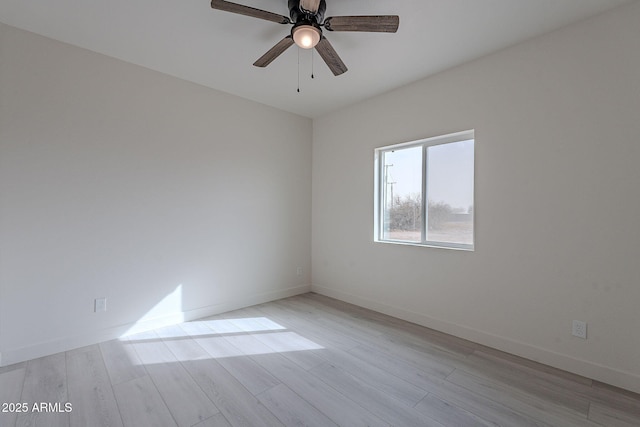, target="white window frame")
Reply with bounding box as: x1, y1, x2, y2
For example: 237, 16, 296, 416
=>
374, 130, 475, 251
